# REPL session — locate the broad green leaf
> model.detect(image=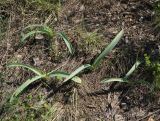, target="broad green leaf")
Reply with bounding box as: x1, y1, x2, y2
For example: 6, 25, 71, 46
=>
63, 64, 91, 83
10, 75, 45, 103
7, 63, 45, 76
92, 29, 124, 68
49, 71, 81, 83
124, 61, 141, 79
101, 78, 128, 84
57, 32, 74, 55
